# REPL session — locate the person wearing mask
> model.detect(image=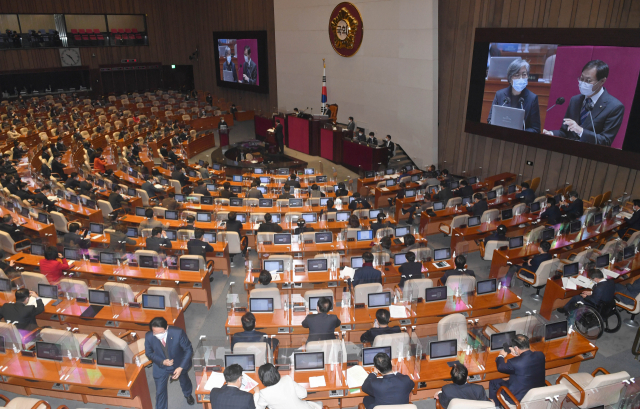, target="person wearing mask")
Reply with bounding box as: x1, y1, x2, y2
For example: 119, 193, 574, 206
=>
366, 132, 377, 145
172, 165, 189, 188
301, 297, 341, 342
63, 223, 90, 249
187, 228, 213, 257
467, 192, 488, 217
108, 184, 128, 213
487, 59, 541, 133
241, 45, 258, 85
288, 173, 301, 188
371, 213, 391, 237
347, 116, 355, 132
398, 251, 423, 287
293, 108, 300, 117
145, 227, 173, 253
489, 335, 545, 406
456, 179, 475, 198
160, 144, 178, 163
0, 288, 44, 331
352, 252, 382, 288
225, 212, 243, 235
139, 208, 168, 235
619, 199, 640, 239
258, 213, 283, 233
361, 352, 414, 409
161, 192, 179, 211
519, 240, 552, 280
373, 236, 393, 258
515, 182, 535, 204
64, 172, 82, 191
293, 219, 314, 235
193, 180, 211, 197
220, 182, 237, 199
206, 93, 213, 106
51, 155, 68, 180
383, 135, 395, 163
441, 255, 475, 285
209, 364, 255, 409
0, 215, 26, 242
309, 184, 325, 198
145, 317, 195, 408
221, 47, 238, 82
539, 197, 561, 225
432, 180, 453, 206
349, 192, 371, 210
254, 363, 321, 409
560, 191, 584, 217
274, 119, 284, 154
356, 129, 366, 142
247, 180, 264, 199
438, 363, 489, 409
39, 246, 69, 285
483, 224, 508, 245
335, 182, 349, 197
360, 308, 401, 344
556, 269, 616, 315
232, 312, 279, 352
